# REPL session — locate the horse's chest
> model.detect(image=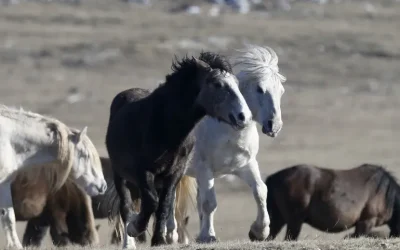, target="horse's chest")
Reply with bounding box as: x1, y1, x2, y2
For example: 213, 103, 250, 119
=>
210, 139, 253, 174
